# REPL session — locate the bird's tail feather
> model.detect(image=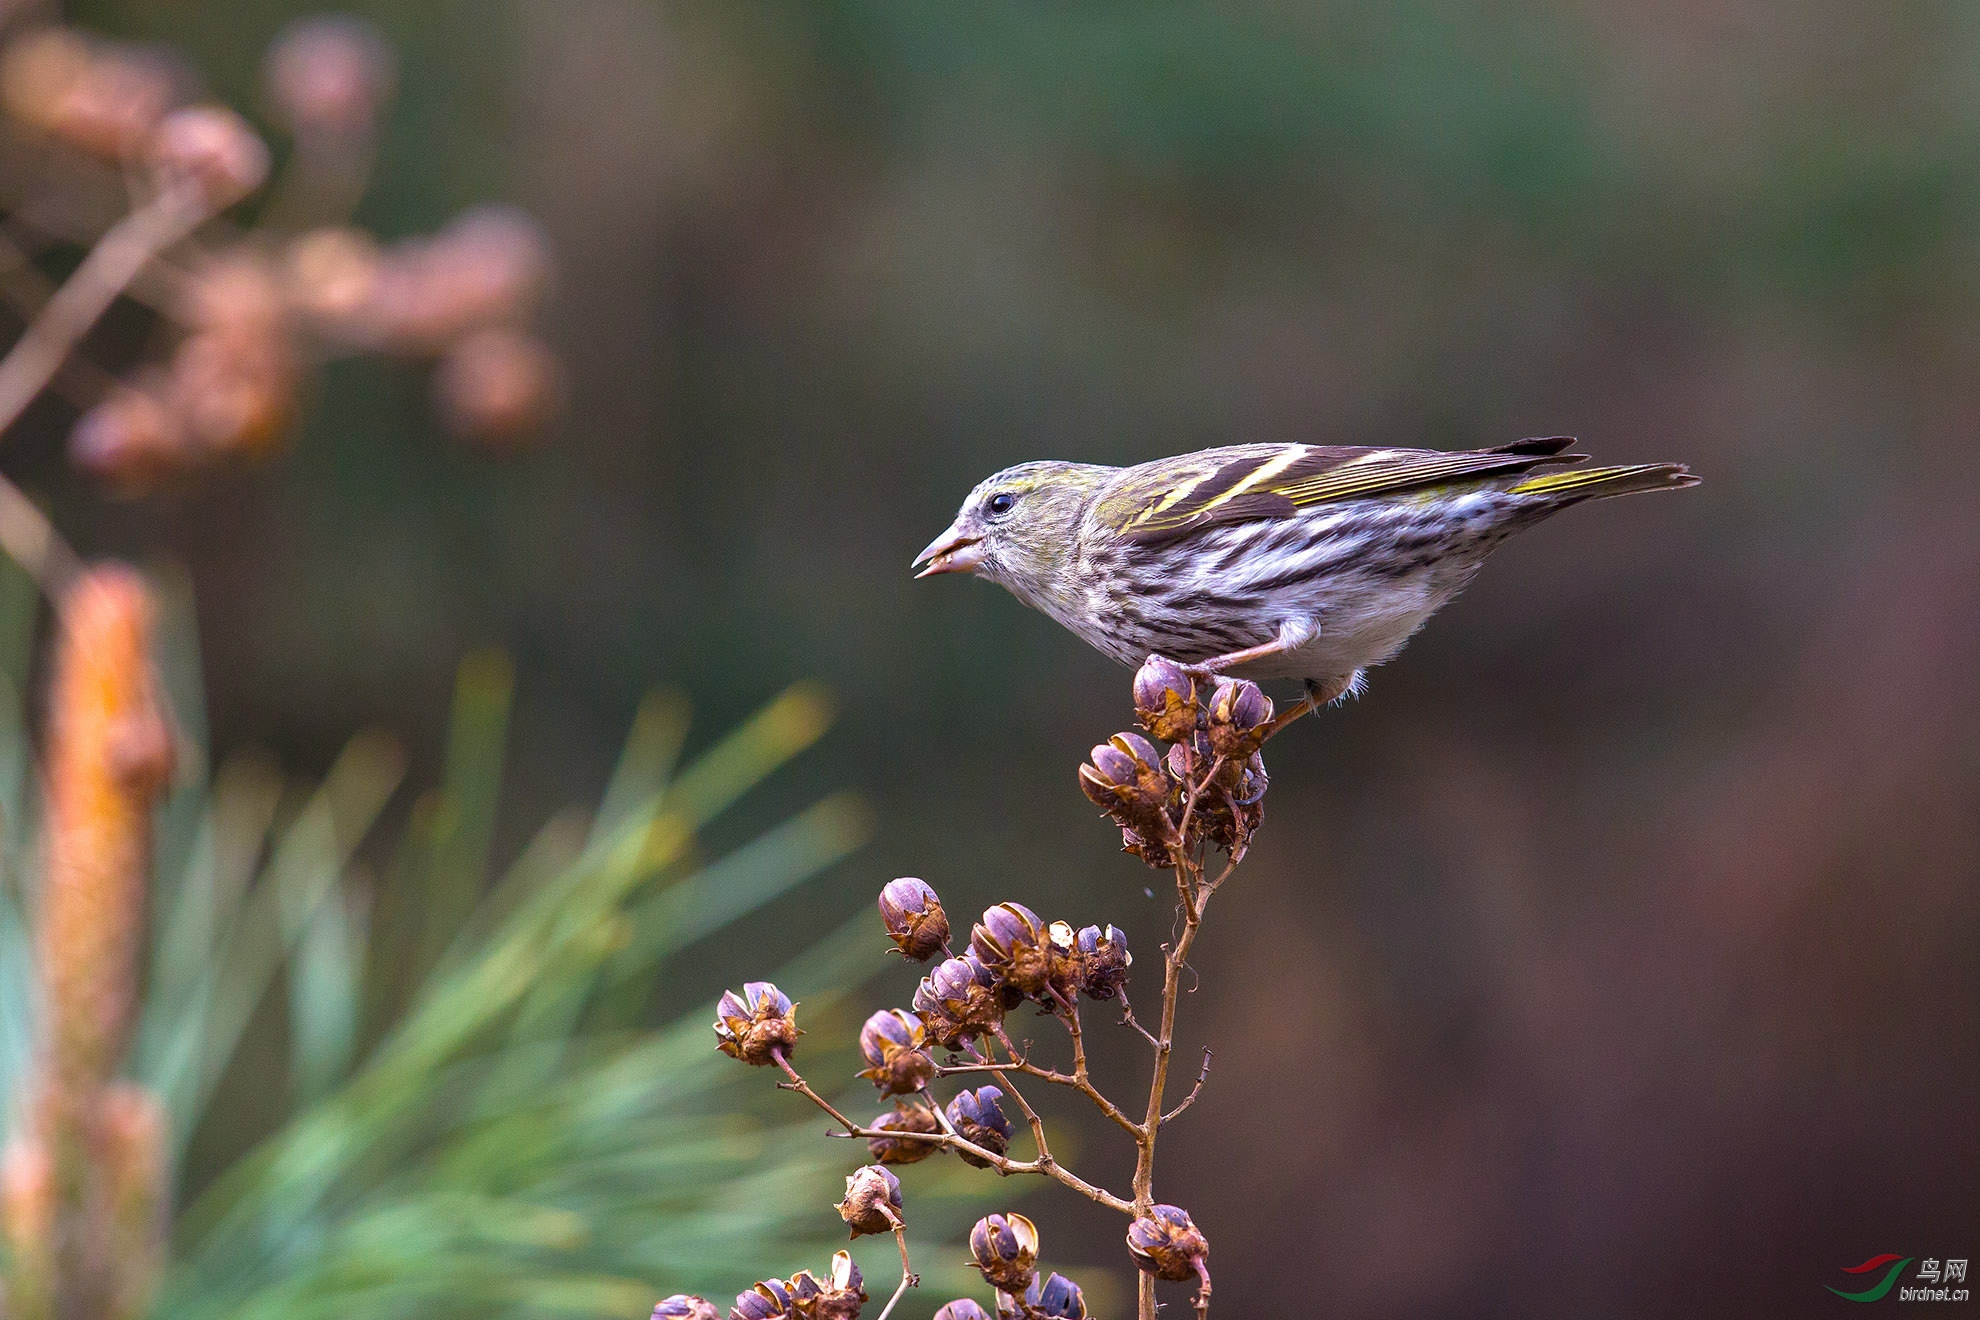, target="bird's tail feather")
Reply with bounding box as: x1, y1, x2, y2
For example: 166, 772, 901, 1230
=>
1510, 462, 1699, 504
